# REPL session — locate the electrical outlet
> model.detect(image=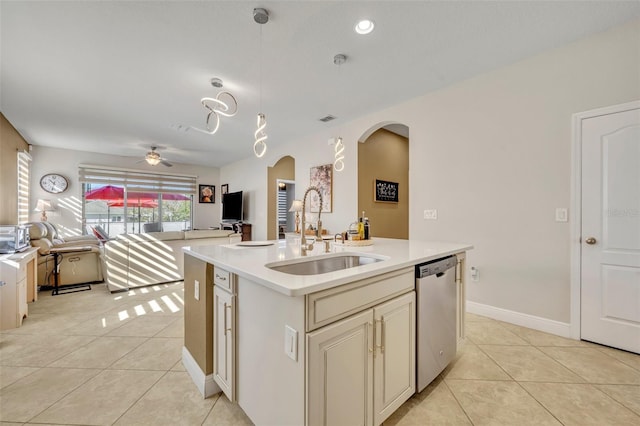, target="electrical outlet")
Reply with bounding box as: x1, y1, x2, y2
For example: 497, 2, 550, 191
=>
470, 267, 479, 282
194, 280, 200, 301
284, 325, 298, 361
424, 209, 437, 220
